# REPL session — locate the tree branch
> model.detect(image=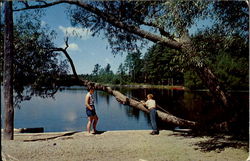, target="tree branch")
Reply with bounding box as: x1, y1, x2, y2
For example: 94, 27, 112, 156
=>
37, 1, 48, 5
20, 1, 30, 8
14, 0, 183, 50
49, 47, 79, 81
14, 1, 63, 11
140, 20, 175, 40
64, 37, 69, 50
